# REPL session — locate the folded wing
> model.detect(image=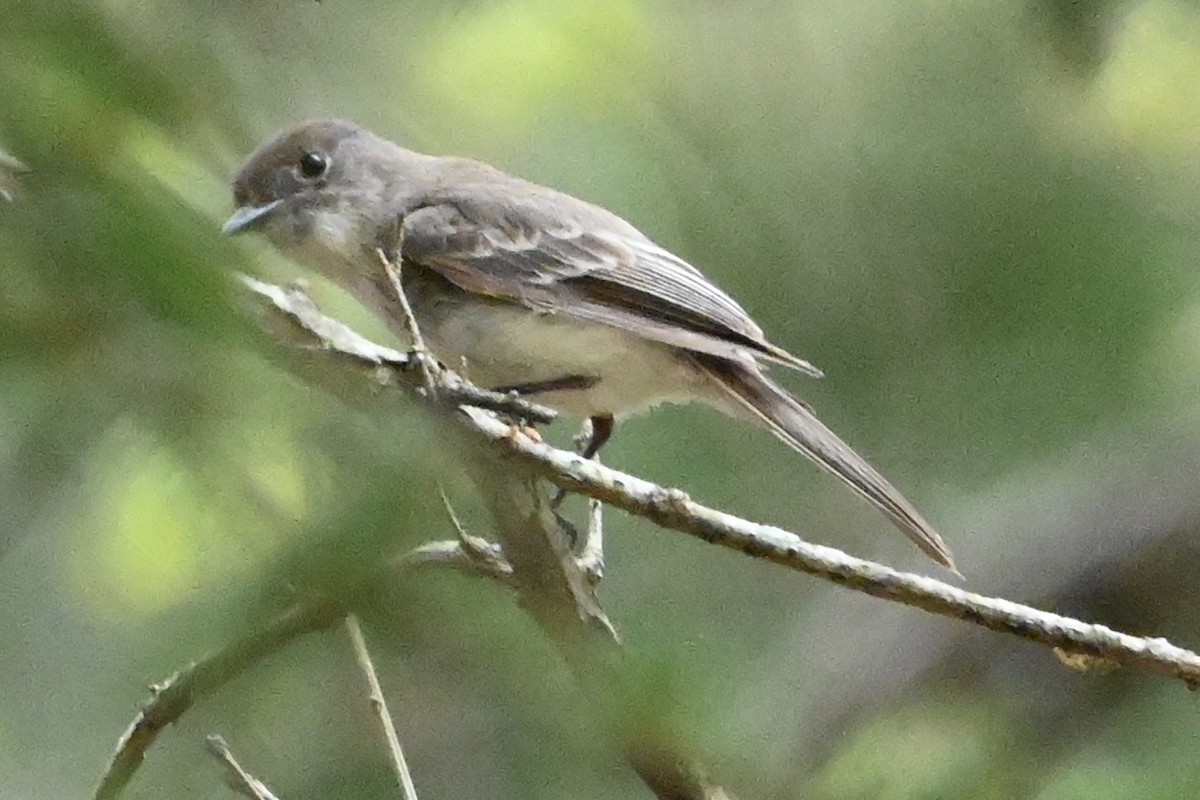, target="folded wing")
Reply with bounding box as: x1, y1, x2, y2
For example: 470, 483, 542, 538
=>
396, 184, 822, 377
